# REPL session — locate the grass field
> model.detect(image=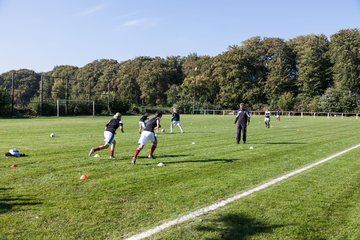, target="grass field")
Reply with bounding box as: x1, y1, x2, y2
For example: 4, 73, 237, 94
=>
0, 114, 359, 240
